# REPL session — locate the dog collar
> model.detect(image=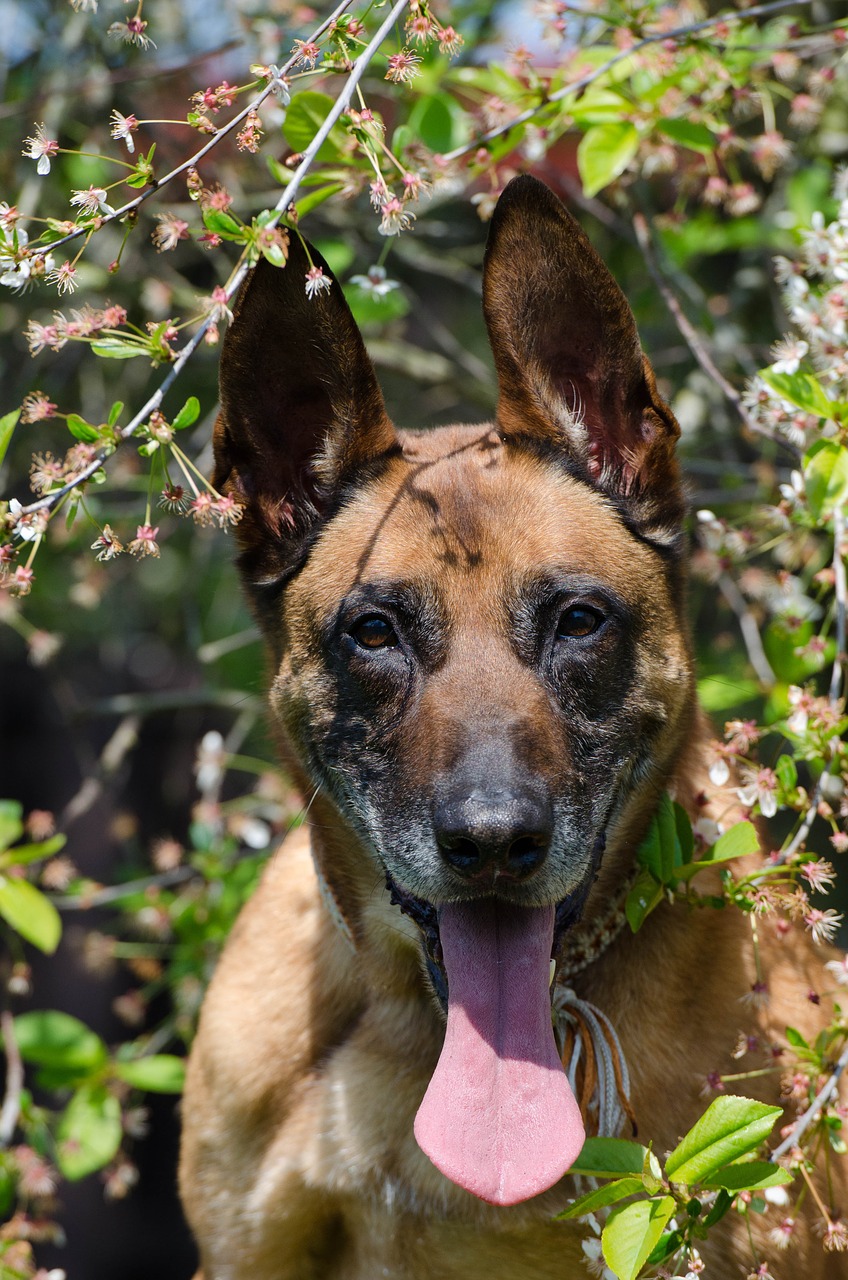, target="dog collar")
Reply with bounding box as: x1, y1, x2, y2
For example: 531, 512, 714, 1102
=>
557, 864, 637, 979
